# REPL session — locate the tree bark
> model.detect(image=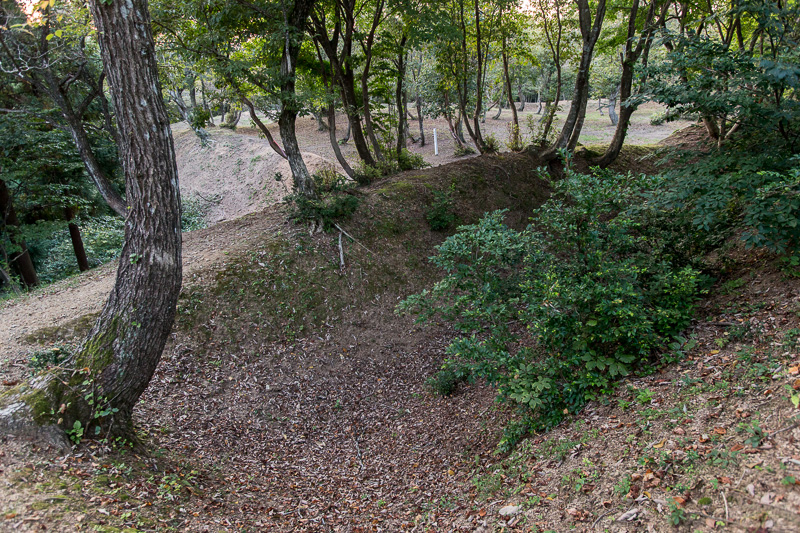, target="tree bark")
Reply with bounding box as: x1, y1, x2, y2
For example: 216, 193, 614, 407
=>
0, 0, 182, 441
416, 95, 425, 146
545, 0, 606, 158
597, 0, 659, 168
278, 0, 316, 198
241, 97, 287, 159
502, 33, 519, 147
64, 207, 90, 272
395, 37, 408, 158
311, 14, 377, 167
0, 178, 38, 288
327, 106, 354, 178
